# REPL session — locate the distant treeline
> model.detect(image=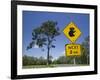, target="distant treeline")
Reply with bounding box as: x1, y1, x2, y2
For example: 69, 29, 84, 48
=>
23, 53, 89, 66
23, 55, 73, 66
